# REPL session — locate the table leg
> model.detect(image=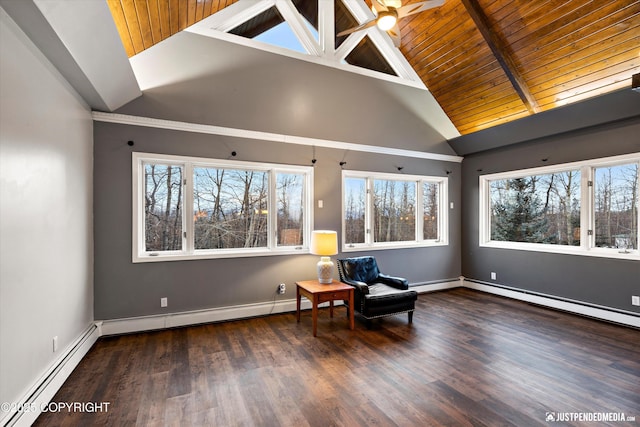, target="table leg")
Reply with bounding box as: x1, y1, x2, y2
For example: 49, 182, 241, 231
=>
348, 289, 355, 330
329, 299, 334, 318
312, 296, 318, 337
296, 287, 301, 323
